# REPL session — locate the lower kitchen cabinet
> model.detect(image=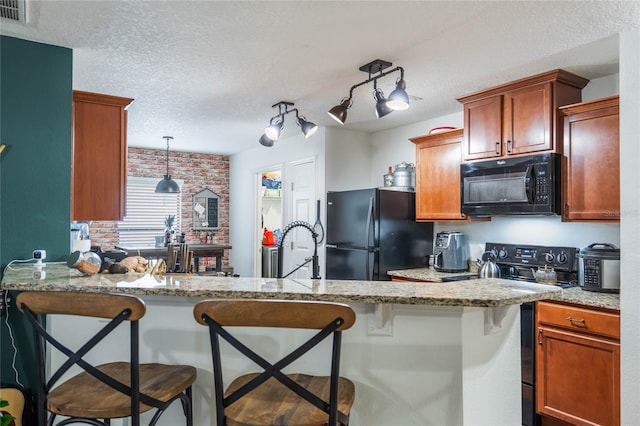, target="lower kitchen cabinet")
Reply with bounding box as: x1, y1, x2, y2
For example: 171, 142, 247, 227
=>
410, 129, 467, 221
536, 301, 620, 426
